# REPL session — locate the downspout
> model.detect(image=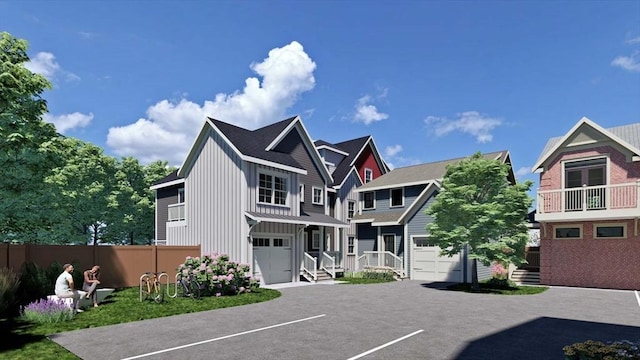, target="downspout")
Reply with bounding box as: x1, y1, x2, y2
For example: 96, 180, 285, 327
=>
297, 224, 306, 281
